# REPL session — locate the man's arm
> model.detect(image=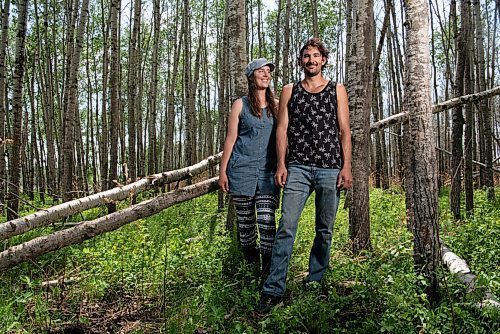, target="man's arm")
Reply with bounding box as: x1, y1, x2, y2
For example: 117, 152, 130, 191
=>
336, 83, 353, 190
275, 84, 293, 188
